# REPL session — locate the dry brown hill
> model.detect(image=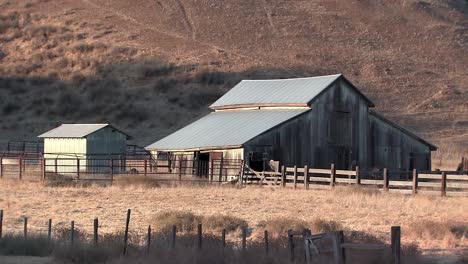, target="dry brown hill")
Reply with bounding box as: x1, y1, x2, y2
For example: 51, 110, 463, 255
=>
0, 0, 466, 168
